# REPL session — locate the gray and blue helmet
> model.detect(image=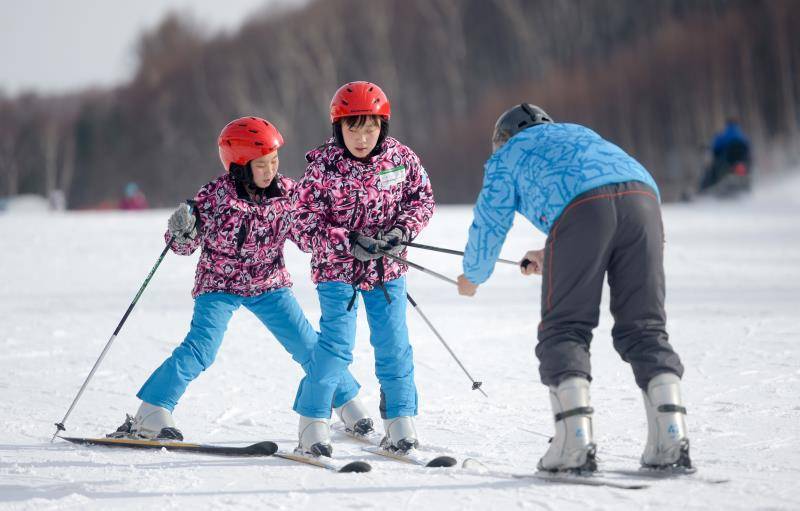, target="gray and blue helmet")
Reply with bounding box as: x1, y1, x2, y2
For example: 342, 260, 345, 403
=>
492, 104, 553, 151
